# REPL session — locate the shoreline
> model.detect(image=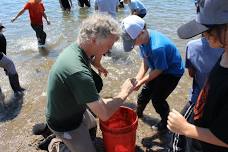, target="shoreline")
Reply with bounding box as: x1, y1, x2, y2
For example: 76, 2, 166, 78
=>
0, 67, 191, 151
